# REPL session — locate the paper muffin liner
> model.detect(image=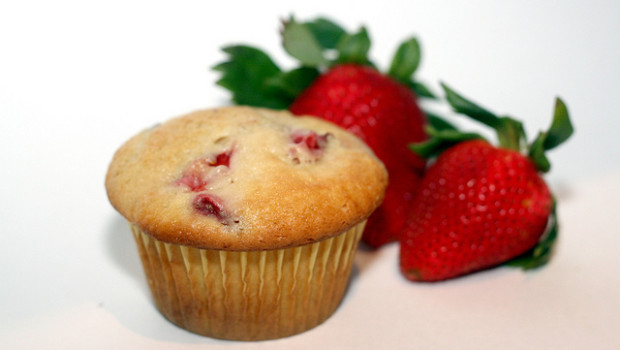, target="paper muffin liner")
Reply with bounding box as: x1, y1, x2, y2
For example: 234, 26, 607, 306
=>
129, 221, 365, 341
